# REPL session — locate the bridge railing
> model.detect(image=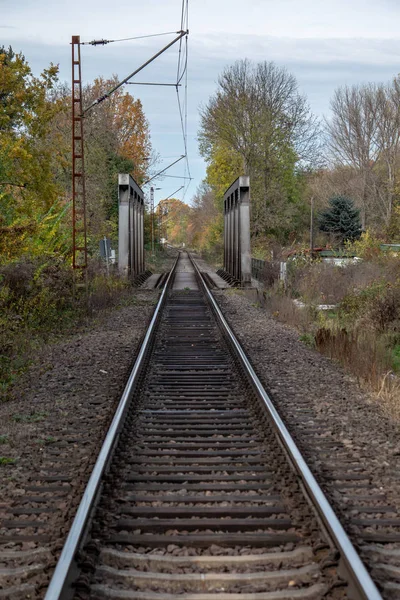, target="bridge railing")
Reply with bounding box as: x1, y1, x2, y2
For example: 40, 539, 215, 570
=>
251, 258, 265, 281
